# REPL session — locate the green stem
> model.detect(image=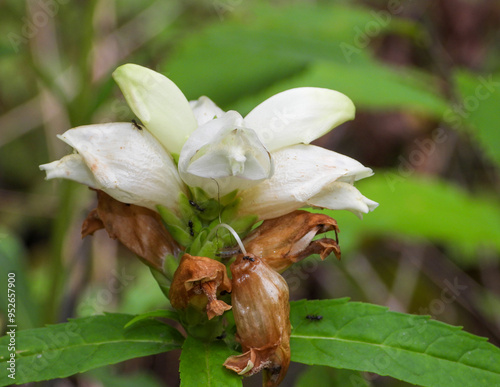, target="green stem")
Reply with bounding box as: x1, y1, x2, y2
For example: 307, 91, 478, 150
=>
44, 0, 98, 324
44, 180, 78, 323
